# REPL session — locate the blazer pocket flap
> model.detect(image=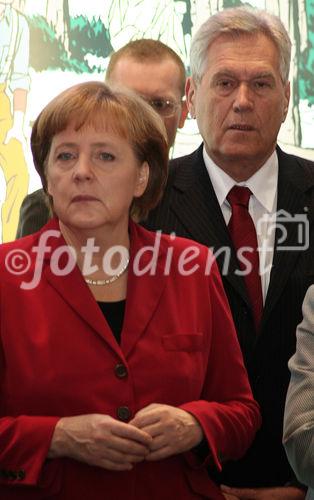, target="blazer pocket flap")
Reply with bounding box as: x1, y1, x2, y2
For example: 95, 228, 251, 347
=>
162, 334, 204, 351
